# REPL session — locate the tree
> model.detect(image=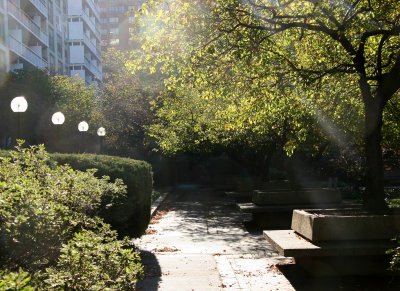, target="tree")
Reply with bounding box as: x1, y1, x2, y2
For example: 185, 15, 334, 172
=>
133, 0, 400, 213
0, 69, 101, 152
100, 48, 158, 158
0, 68, 53, 146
